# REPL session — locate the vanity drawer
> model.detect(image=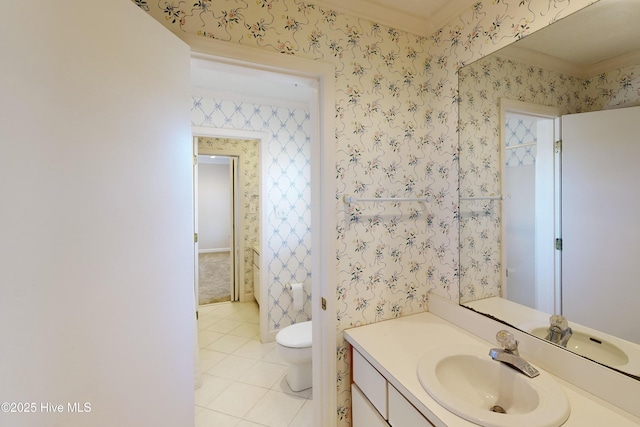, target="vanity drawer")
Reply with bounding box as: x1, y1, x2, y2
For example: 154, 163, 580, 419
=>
351, 384, 389, 427
352, 348, 388, 419
388, 384, 435, 427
